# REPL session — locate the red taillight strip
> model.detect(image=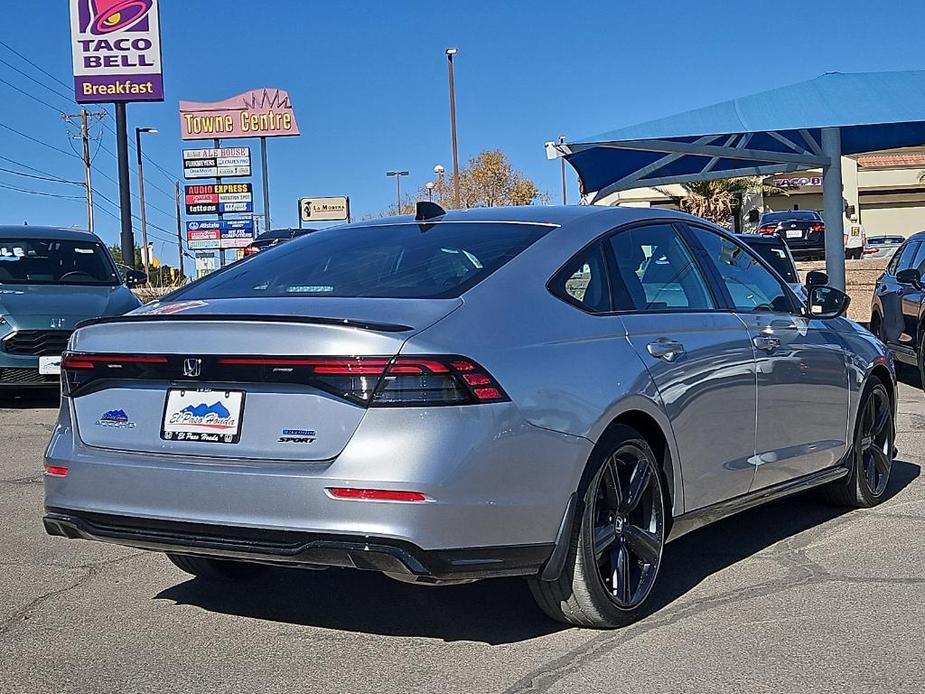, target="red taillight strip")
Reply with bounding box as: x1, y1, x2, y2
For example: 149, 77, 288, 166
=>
44, 465, 69, 477
62, 354, 168, 369
326, 487, 429, 502
216, 356, 450, 375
